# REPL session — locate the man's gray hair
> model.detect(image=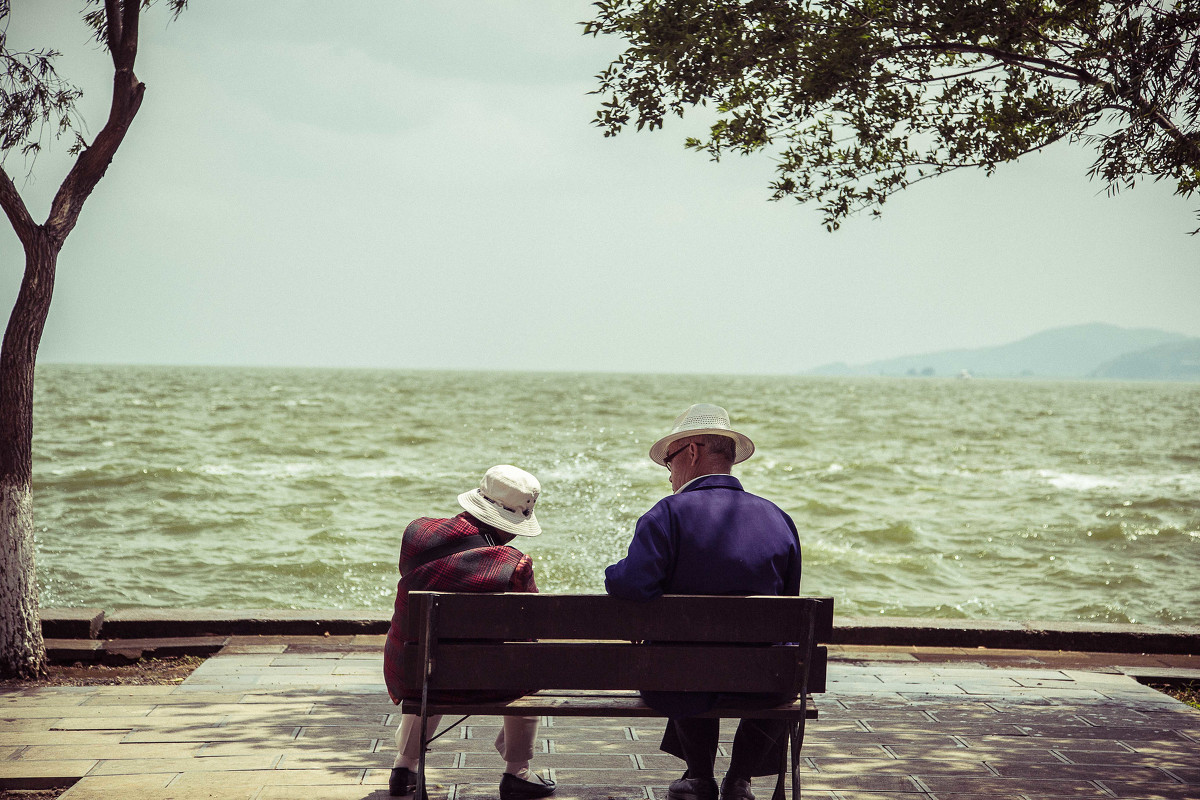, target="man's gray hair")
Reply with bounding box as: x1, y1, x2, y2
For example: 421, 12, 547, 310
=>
696, 433, 736, 462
